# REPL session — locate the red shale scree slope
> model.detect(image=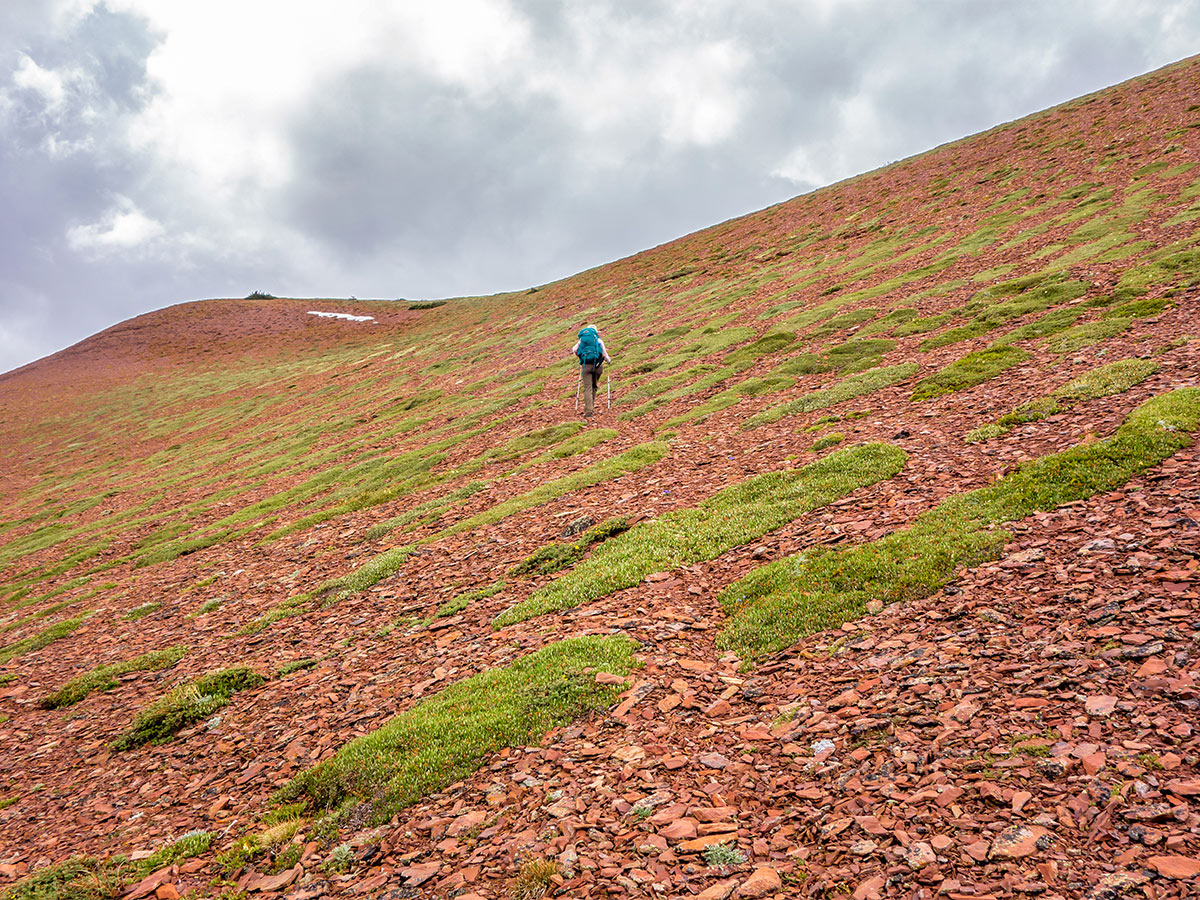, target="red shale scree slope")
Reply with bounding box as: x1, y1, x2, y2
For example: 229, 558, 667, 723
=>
2, 56, 1200, 900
